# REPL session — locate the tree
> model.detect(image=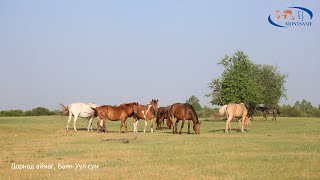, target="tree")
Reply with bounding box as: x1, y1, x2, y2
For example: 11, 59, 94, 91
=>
186, 95, 202, 111
252, 64, 287, 105
207, 51, 287, 107
294, 99, 315, 114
